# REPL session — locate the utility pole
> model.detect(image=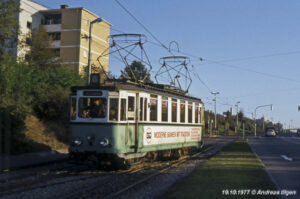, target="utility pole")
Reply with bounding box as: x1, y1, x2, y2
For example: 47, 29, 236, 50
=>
87, 18, 102, 85
211, 92, 220, 135
235, 101, 240, 133
243, 121, 245, 139
208, 114, 210, 136
254, 104, 273, 137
